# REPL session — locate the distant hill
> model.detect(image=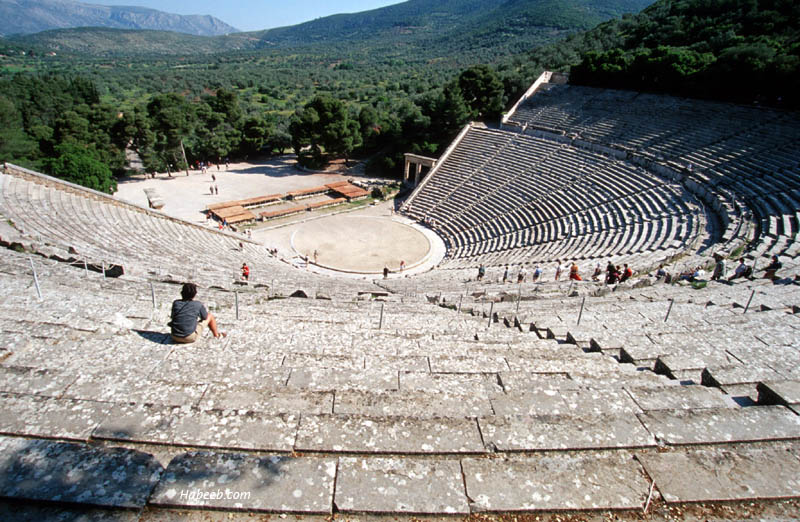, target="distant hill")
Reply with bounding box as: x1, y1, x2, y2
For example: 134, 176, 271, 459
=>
250, 0, 653, 47
0, 0, 239, 37
5, 0, 653, 56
